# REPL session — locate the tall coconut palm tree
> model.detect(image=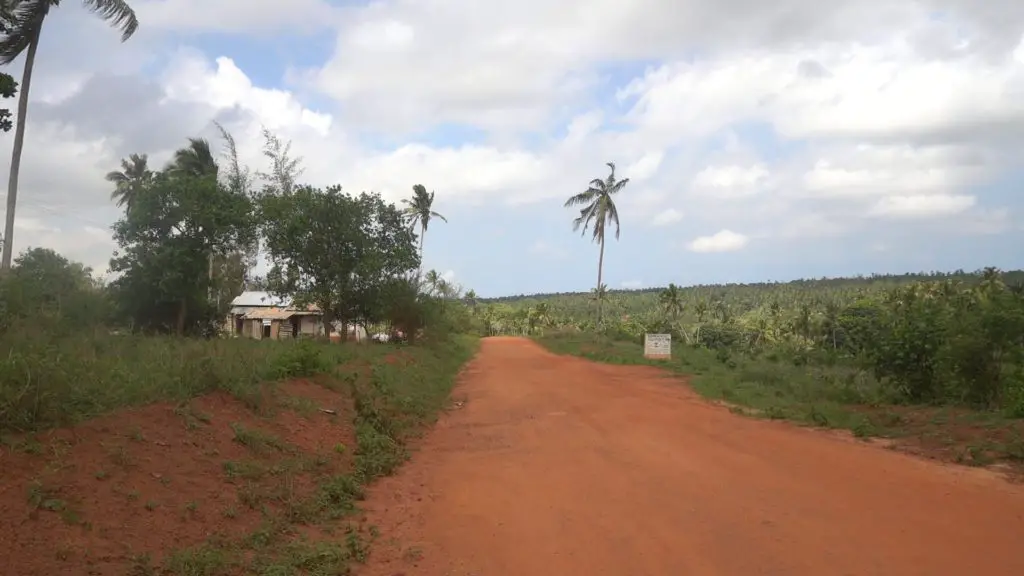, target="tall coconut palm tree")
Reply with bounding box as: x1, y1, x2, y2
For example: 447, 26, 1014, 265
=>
564, 162, 630, 325
0, 0, 139, 271
402, 184, 446, 271
106, 153, 151, 213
